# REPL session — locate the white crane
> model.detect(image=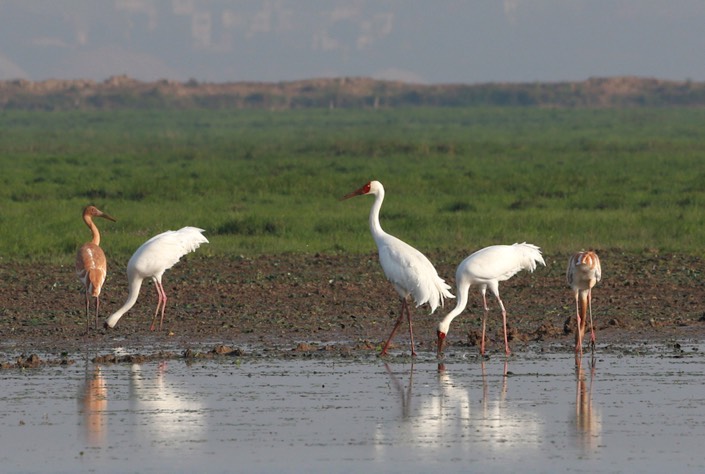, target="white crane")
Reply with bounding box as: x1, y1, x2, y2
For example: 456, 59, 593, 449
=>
436, 243, 545, 357
342, 180, 454, 356
105, 227, 208, 330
